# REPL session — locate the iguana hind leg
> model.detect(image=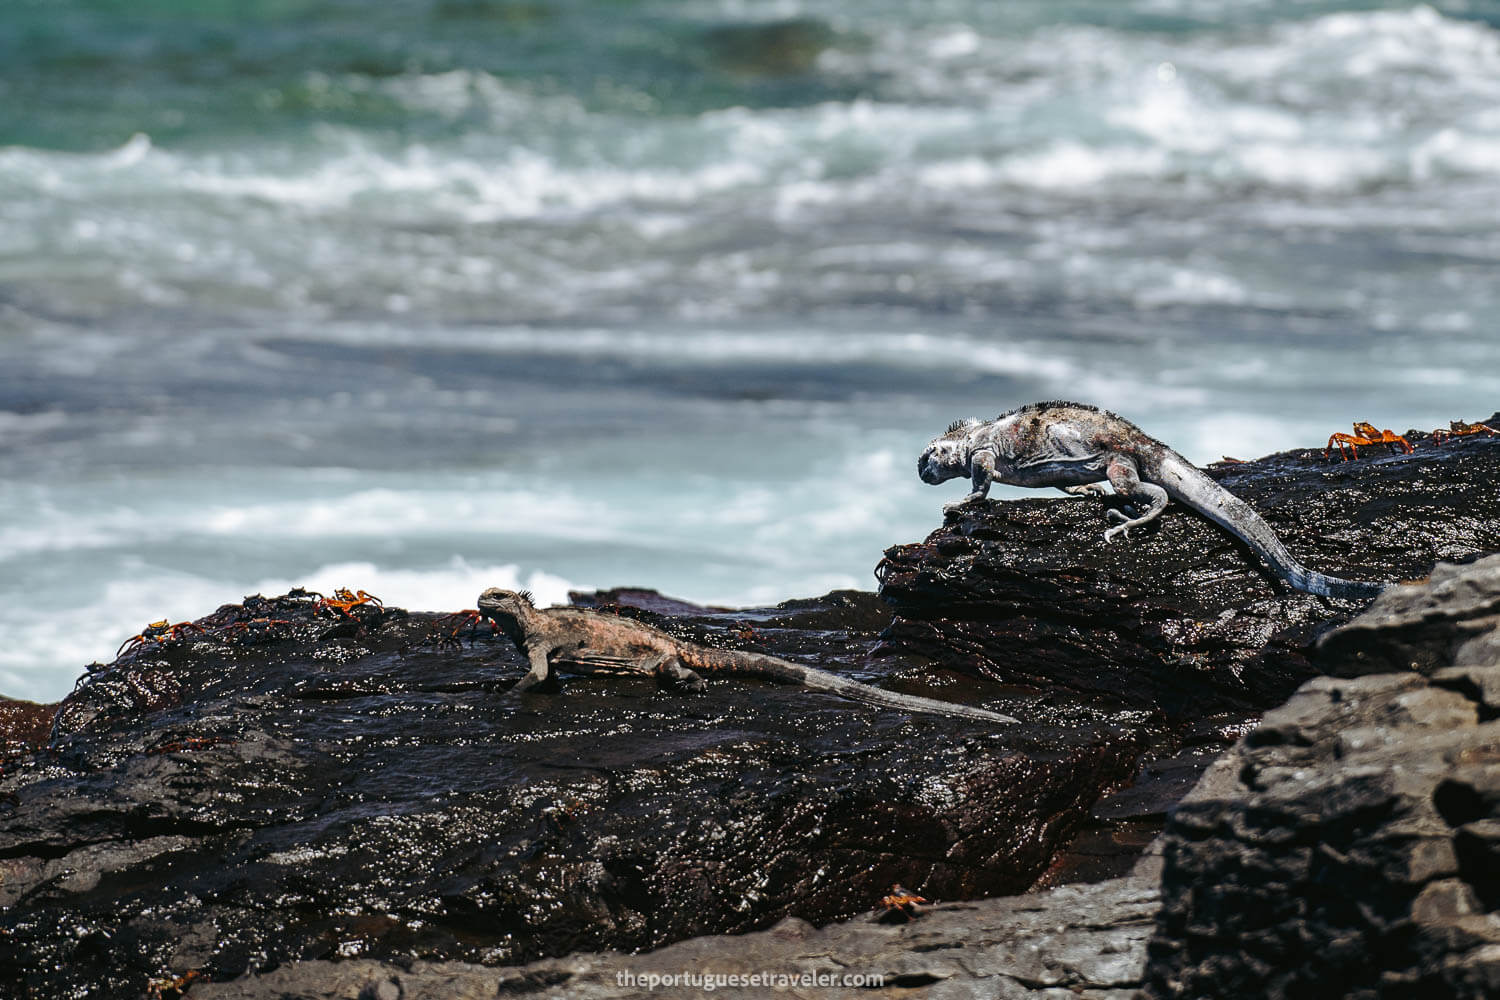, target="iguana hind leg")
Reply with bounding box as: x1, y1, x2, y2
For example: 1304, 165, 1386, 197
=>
653, 655, 707, 693
1101, 457, 1168, 541
1061, 483, 1109, 497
